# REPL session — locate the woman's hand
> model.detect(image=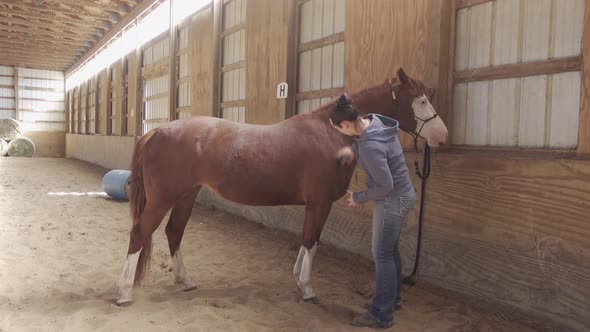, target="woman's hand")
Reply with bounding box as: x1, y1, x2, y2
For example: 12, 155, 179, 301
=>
337, 147, 355, 166
346, 190, 359, 207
